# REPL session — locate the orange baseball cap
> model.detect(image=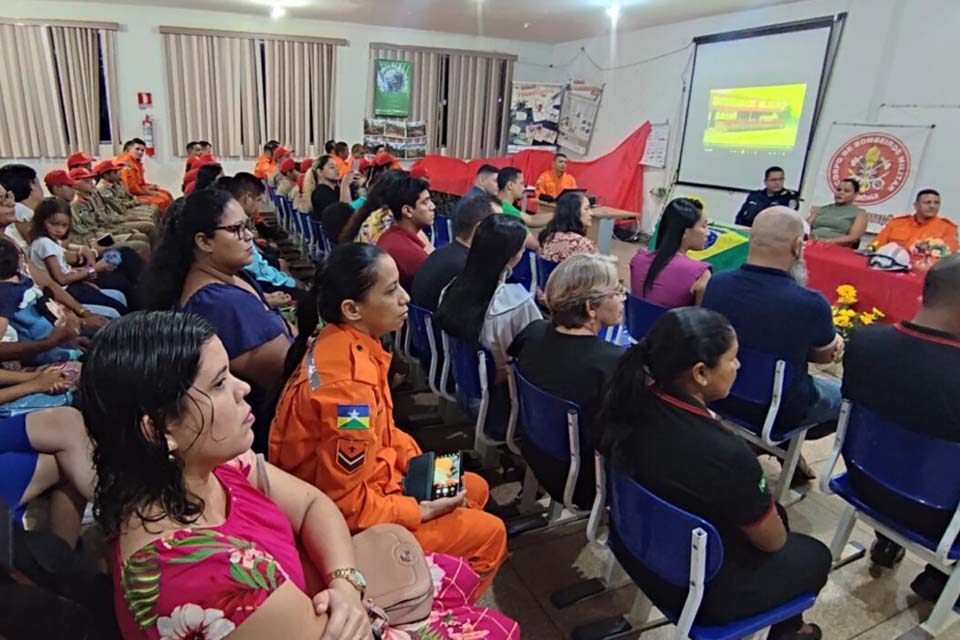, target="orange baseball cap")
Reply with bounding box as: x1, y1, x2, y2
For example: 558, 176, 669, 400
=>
92, 159, 124, 176
272, 146, 293, 161
44, 169, 75, 188
66, 151, 96, 168
67, 167, 97, 181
